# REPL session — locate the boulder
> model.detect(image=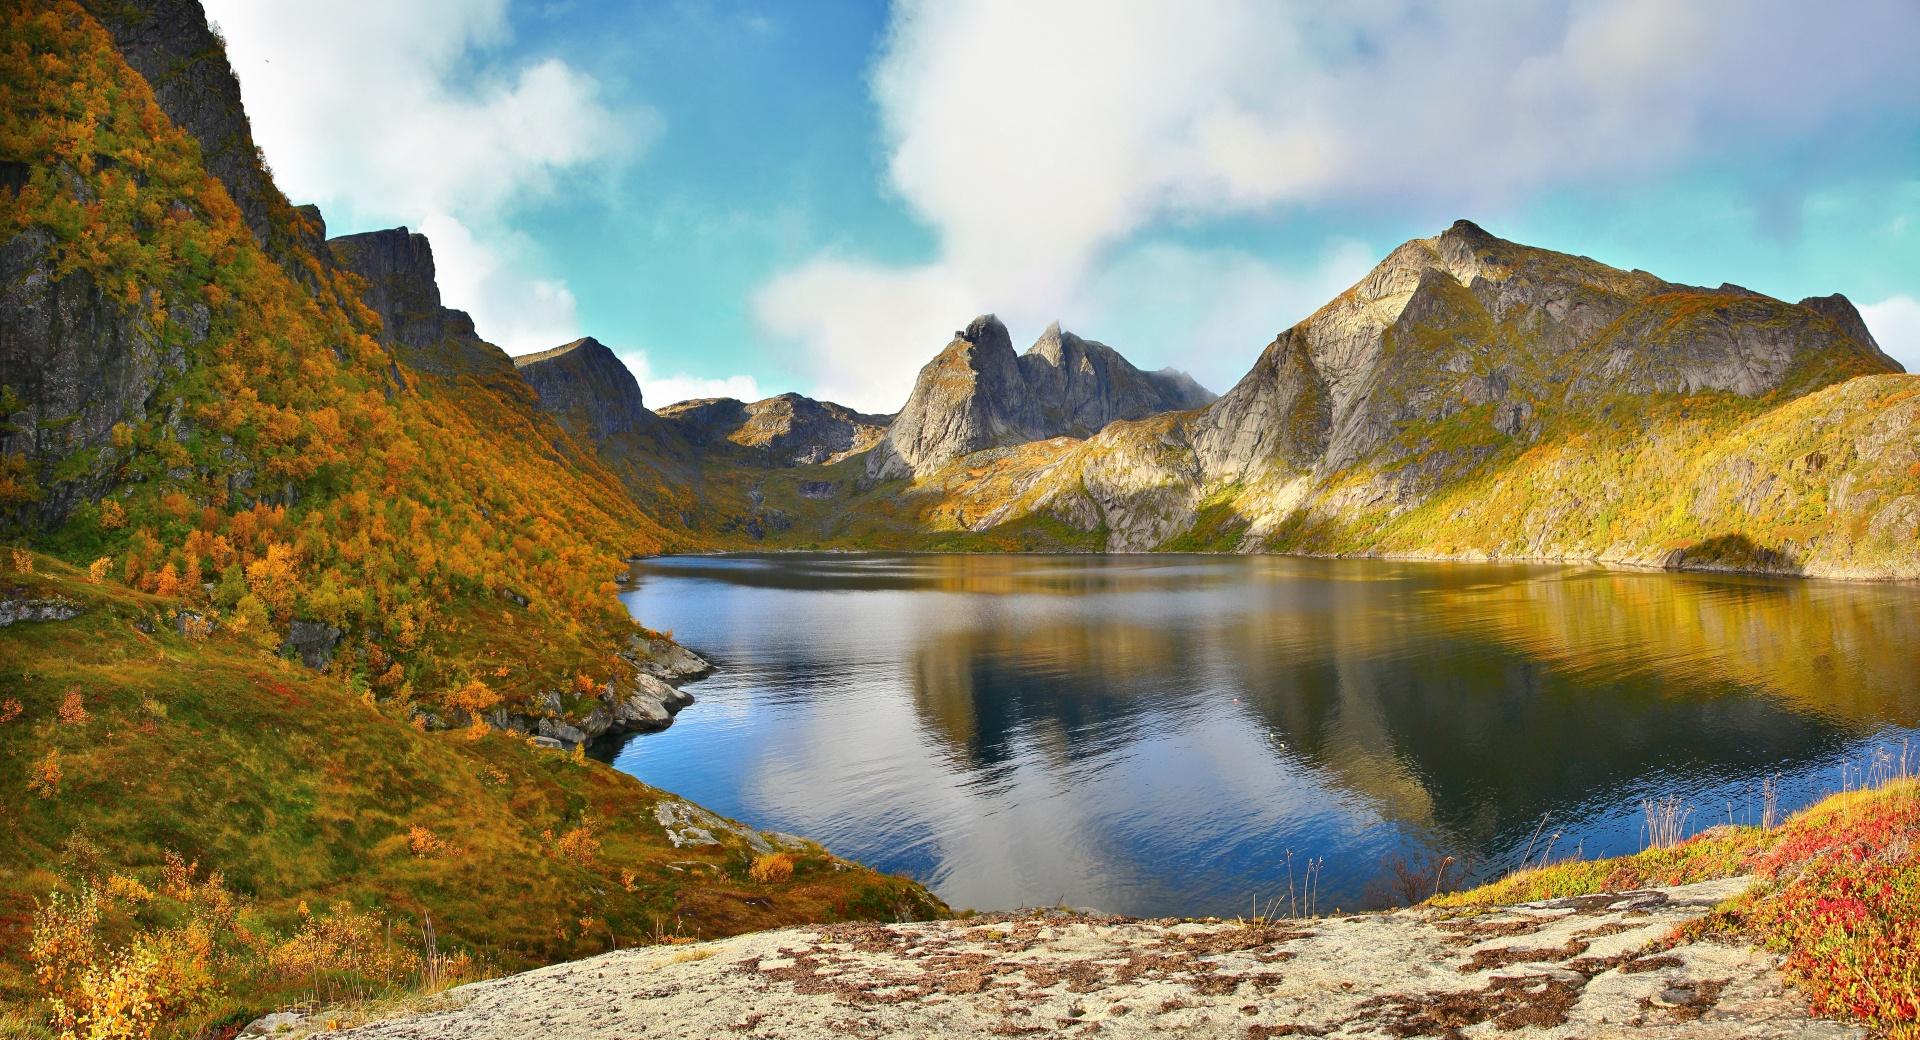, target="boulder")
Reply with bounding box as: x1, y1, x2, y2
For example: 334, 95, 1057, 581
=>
281, 619, 342, 670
